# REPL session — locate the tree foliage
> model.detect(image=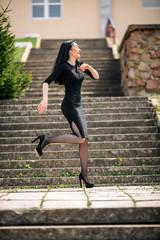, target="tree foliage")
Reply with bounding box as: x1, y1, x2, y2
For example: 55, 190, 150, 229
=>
0, 1, 32, 99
